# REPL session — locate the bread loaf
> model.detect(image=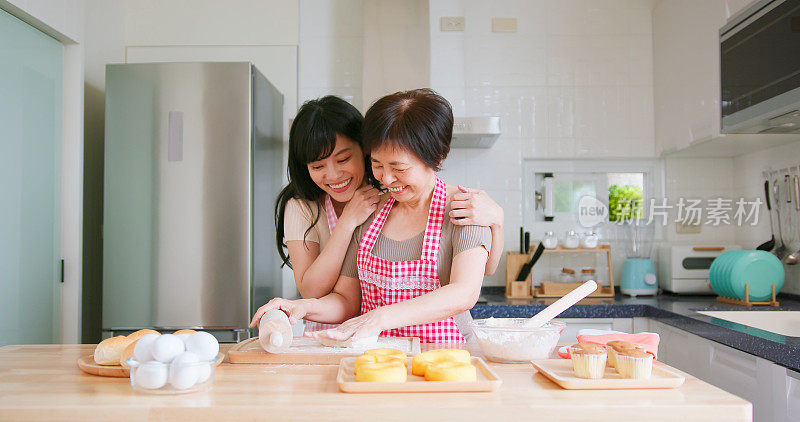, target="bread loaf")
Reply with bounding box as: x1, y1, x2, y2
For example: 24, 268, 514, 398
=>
172, 329, 196, 335
94, 336, 133, 365
127, 329, 160, 342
